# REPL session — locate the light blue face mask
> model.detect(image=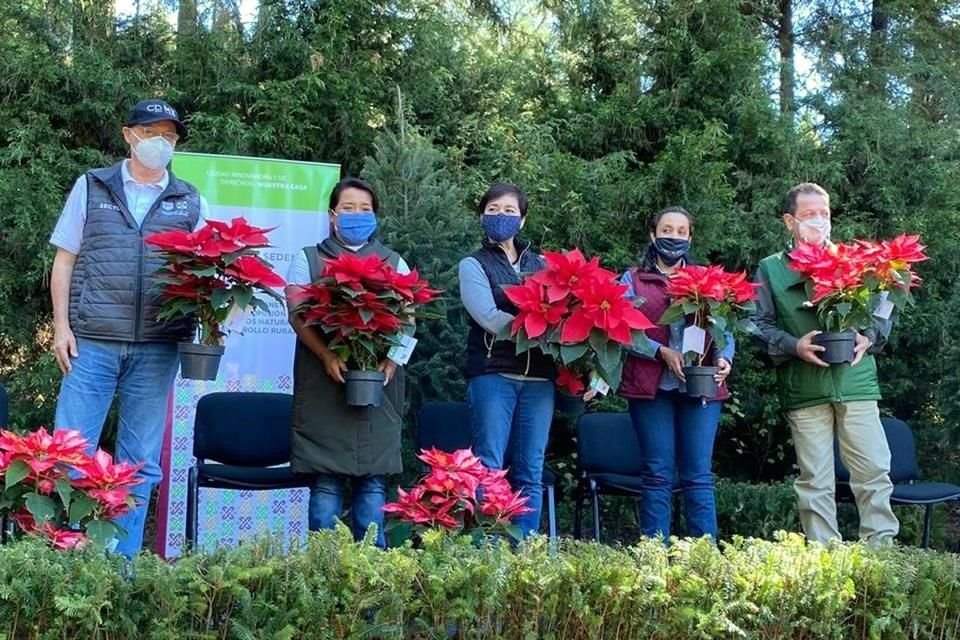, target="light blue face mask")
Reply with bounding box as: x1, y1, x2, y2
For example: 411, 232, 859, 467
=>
336, 211, 378, 245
